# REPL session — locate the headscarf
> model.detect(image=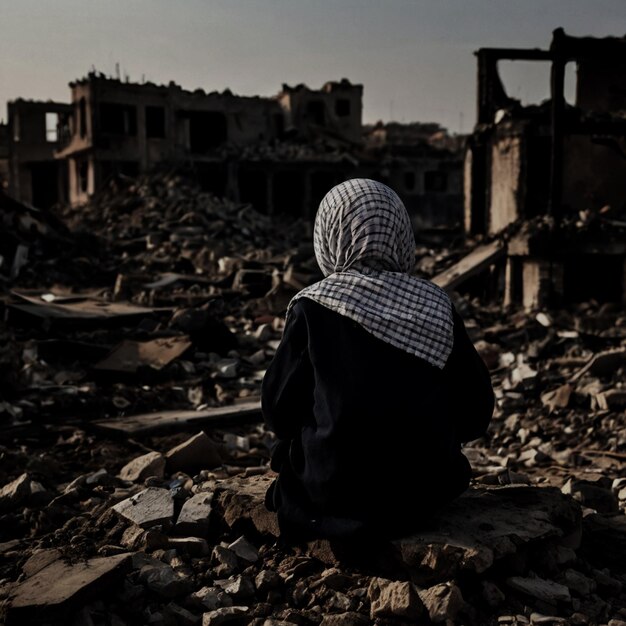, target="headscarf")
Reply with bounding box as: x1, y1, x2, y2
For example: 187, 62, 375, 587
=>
289, 178, 454, 369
